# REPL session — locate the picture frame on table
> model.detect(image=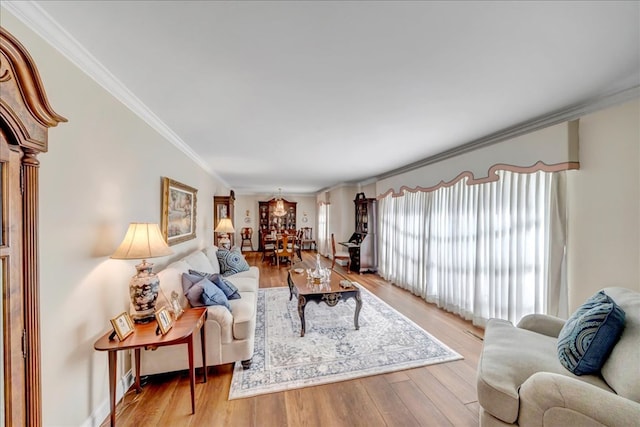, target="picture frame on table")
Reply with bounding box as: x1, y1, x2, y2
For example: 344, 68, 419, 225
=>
170, 291, 184, 320
110, 312, 134, 341
155, 307, 174, 335
161, 177, 198, 246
